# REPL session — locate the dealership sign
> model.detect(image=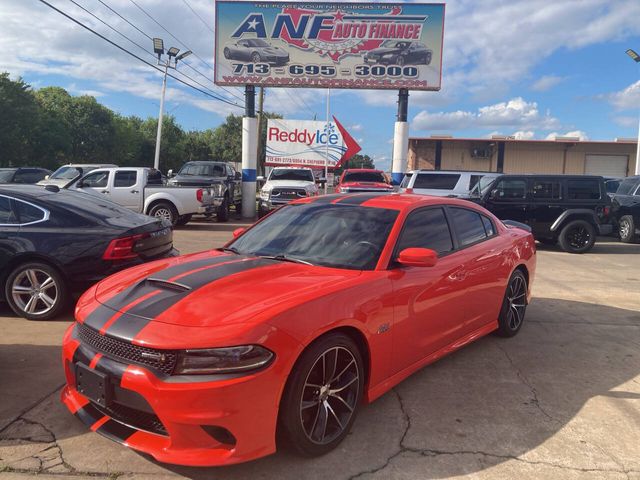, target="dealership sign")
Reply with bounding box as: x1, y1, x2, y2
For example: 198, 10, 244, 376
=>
214, 2, 445, 90
266, 118, 361, 168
